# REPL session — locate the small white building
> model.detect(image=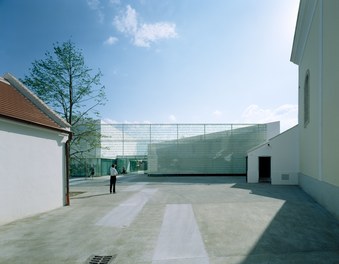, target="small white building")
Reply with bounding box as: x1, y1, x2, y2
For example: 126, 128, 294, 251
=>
0, 73, 71, 226
247, 126, 299, 185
